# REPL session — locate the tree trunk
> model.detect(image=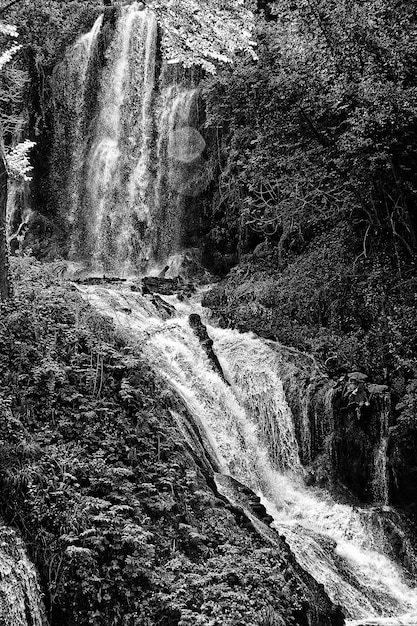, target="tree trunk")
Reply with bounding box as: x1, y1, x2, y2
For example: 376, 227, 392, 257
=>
0, 144, 11, 300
